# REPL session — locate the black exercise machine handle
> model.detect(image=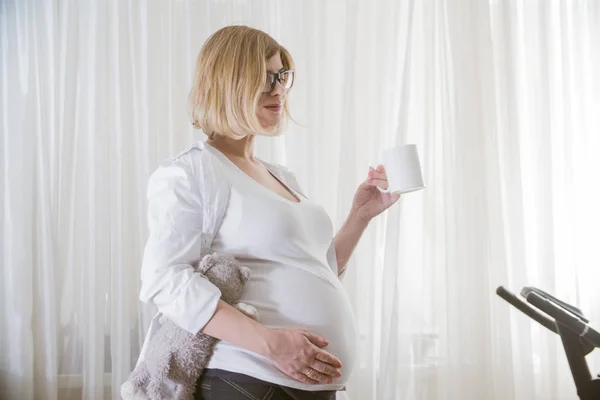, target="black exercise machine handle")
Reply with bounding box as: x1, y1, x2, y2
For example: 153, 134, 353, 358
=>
496, 286, 558, 334
497, 285, 600, 400
521, 286, 589, 323
525, 292, 600, 348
